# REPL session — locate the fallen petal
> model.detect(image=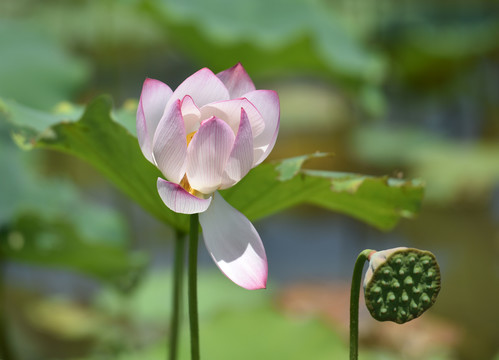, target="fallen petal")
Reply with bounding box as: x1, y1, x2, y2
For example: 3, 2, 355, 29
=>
199, 192, 267, 290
